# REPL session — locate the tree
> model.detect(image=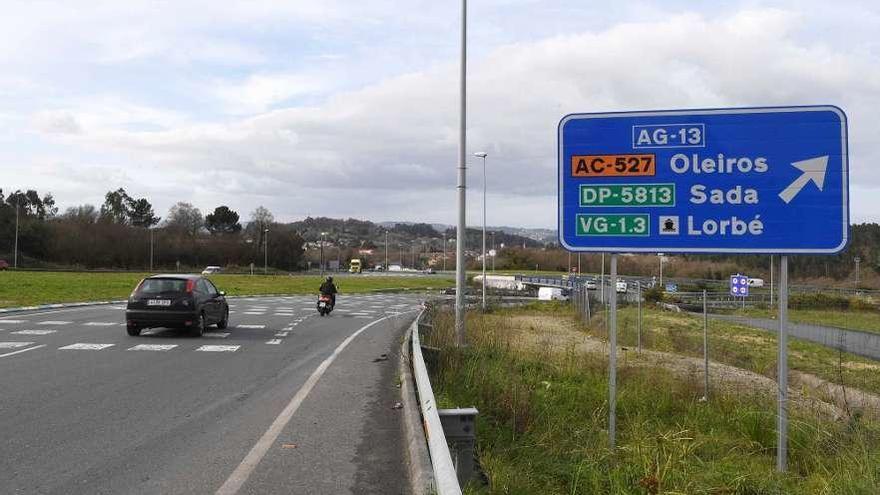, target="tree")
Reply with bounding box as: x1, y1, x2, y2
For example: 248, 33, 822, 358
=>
128, 198, 160, 228
205, 206, 242, 234
62, 205, 100, 224
249, 206, 274, 248
164, 202, 203, 236
100, 188, 132, 224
